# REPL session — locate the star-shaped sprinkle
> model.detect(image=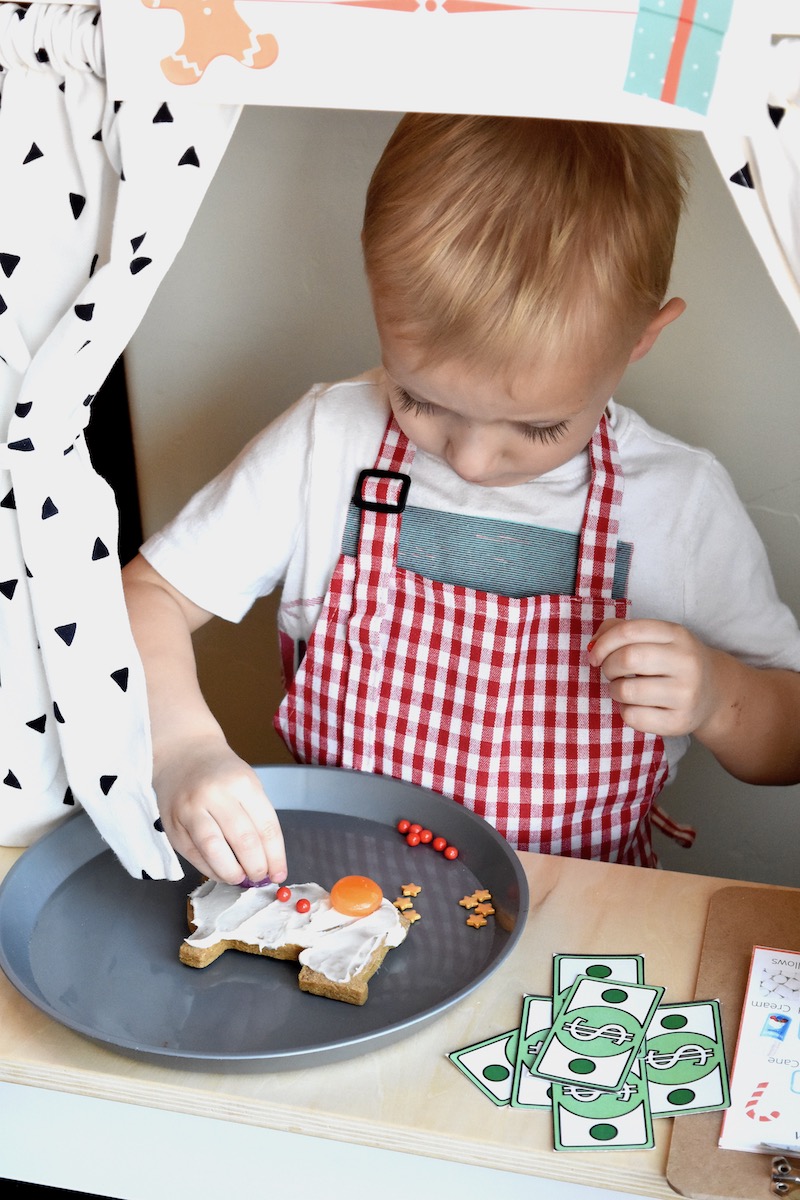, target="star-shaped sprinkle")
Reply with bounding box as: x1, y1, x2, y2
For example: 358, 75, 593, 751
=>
466, 913, 487, 928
